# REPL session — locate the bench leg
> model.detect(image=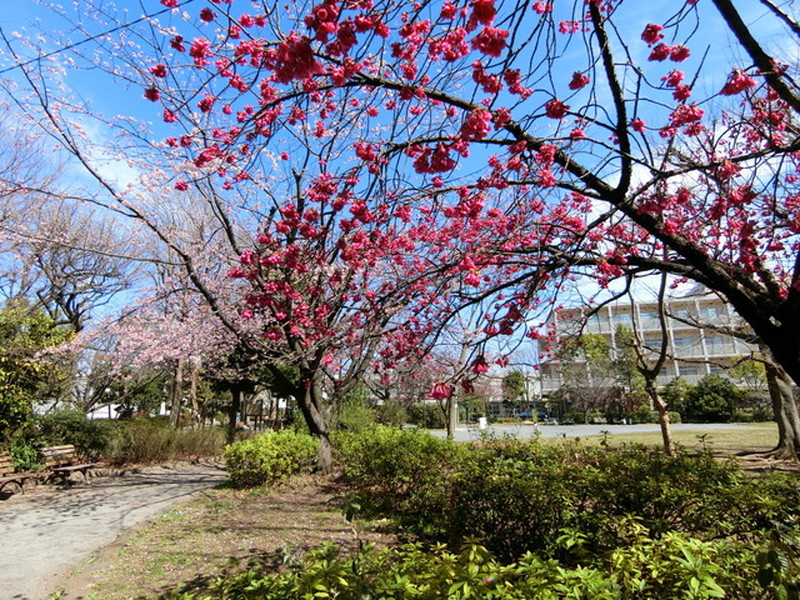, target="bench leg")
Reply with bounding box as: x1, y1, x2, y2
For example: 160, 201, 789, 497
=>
0, 480, 24, 496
